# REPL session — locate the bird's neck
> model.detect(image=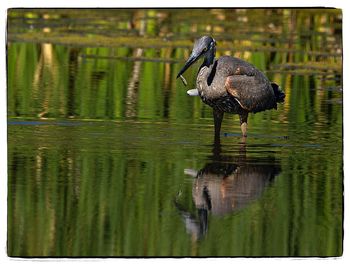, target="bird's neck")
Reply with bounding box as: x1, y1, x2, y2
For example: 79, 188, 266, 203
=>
203, 52, 215, 67
197, 58, 218, 87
